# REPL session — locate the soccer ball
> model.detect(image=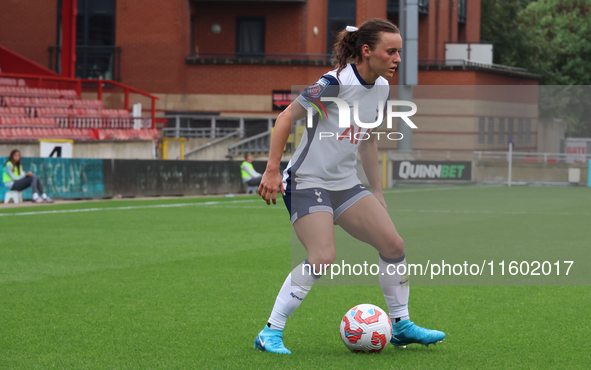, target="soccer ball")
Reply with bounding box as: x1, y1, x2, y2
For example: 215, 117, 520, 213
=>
339, 304, 392, 353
